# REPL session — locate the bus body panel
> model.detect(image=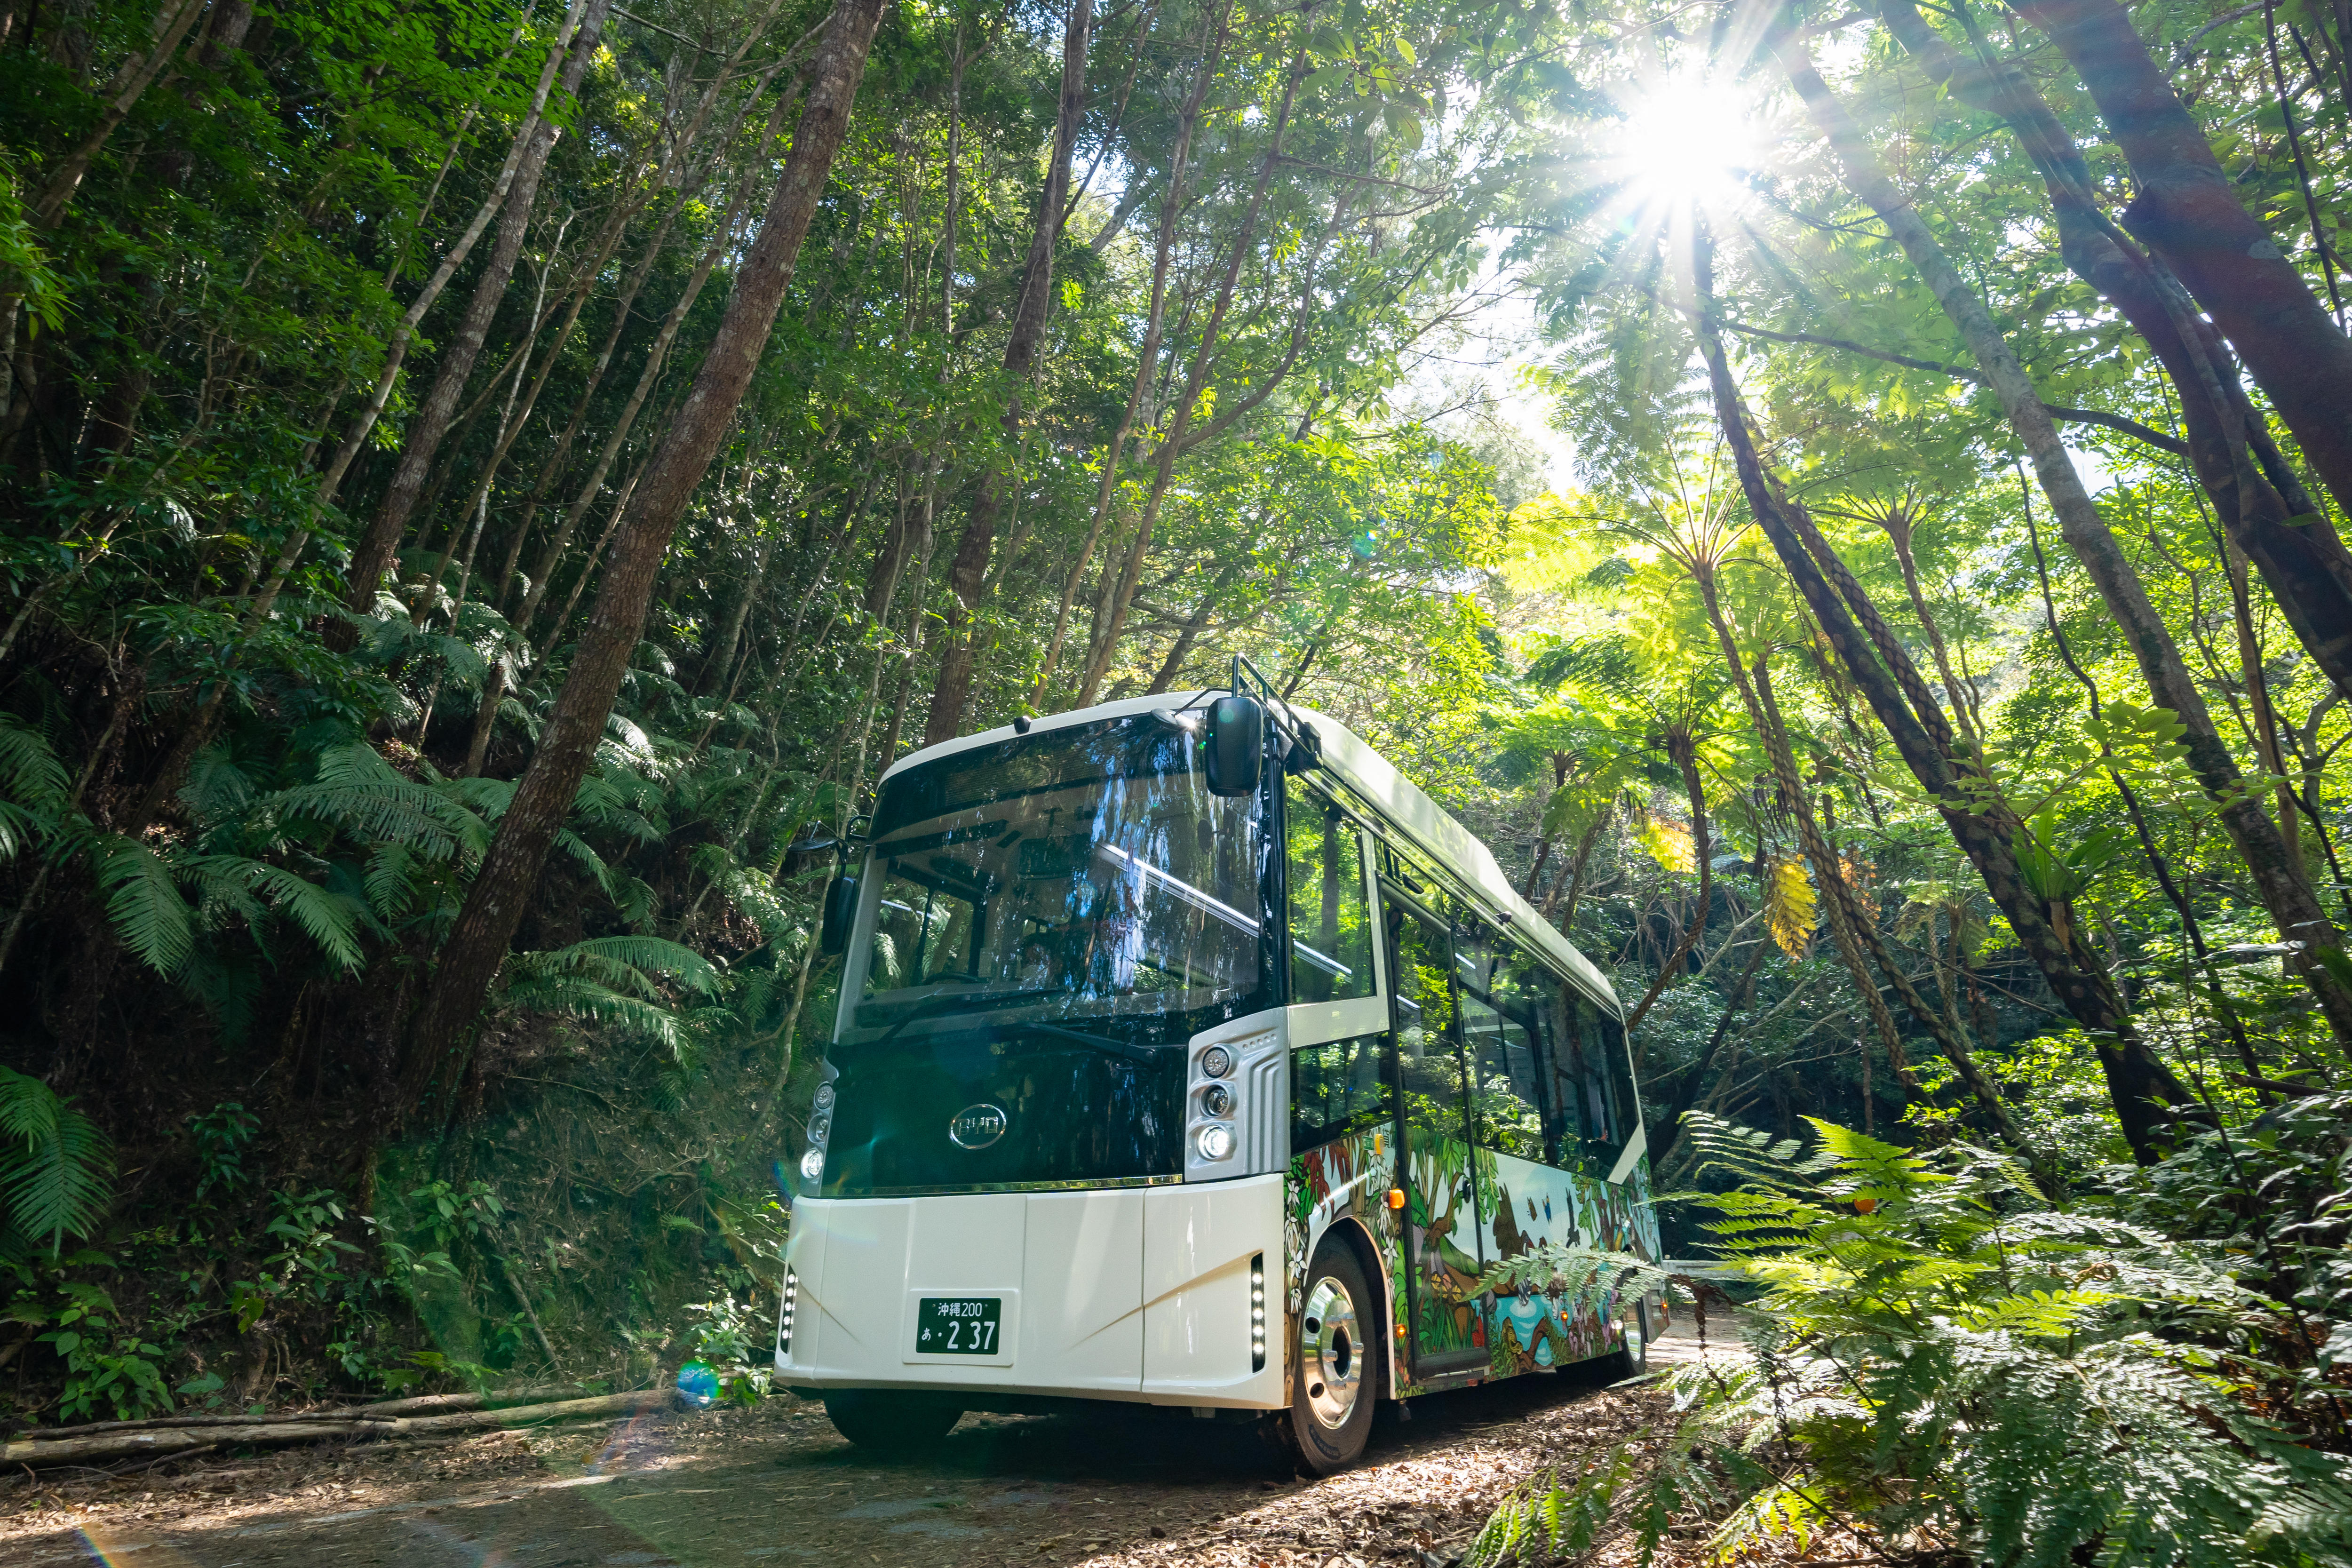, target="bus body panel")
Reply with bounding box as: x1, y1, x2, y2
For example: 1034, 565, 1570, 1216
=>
1286, 1128, 1411, 1402
1140, 1174, 1285, 1405
781, 1179, 1287, 1409
1464, 1145, 1660, 1376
